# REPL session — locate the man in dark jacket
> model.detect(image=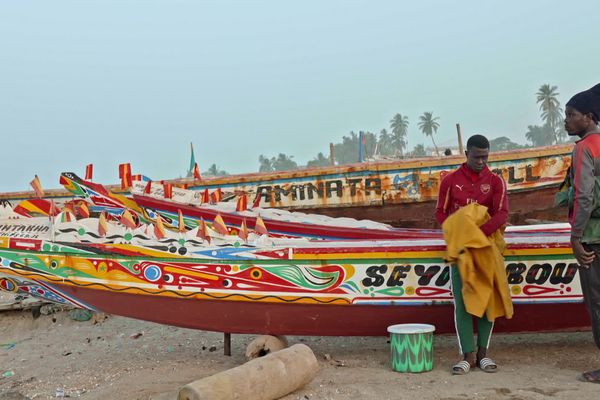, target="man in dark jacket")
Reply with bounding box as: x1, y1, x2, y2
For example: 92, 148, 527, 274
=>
564, 83, 600, 383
